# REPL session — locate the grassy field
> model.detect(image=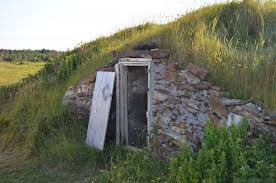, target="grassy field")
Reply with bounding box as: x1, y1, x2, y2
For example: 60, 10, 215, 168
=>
0, 62, 45, 86
0, 0, 275, 182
